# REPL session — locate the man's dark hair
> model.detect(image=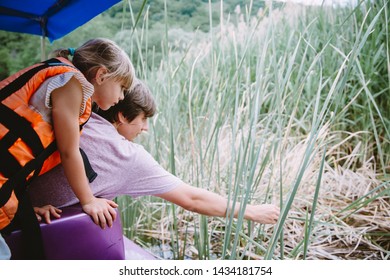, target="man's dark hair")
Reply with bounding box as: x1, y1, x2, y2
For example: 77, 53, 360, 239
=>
96, 79, 156, 123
